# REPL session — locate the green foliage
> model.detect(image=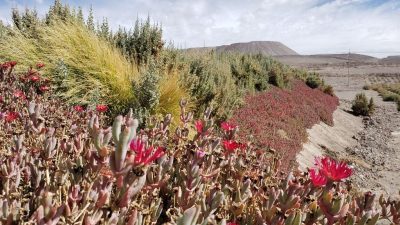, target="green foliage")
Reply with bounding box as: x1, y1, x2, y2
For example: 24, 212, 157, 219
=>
133, 61, 161, 123
113, 17, 164, 65
305, 73, 323, 89
1, 0, 329, 123
368, 83, 400, 111
352, 93, 374, 116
